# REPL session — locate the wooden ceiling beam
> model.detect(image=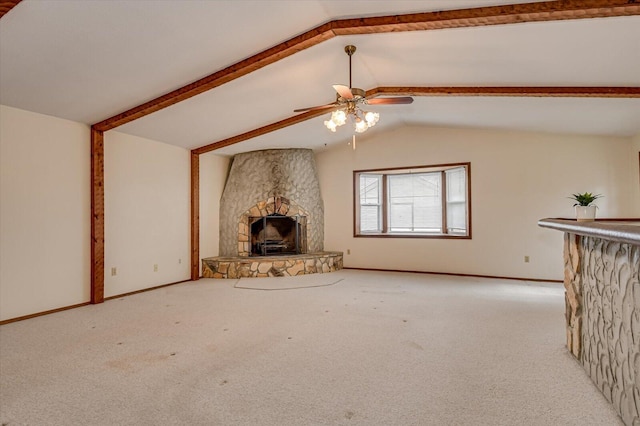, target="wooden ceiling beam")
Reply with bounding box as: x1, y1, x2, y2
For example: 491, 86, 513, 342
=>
93, 24, 336, 131
194, 85, 640, 155
331, 0, 640, 35
192, 109, 332, 155
0, 0, 21, 19
92, 0, 640, 132
366, 86, 640, 98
